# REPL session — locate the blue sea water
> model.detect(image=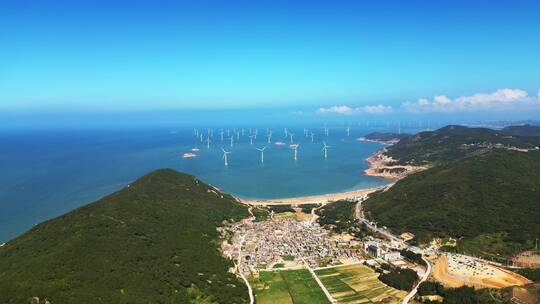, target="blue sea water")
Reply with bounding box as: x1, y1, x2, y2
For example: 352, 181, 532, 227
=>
0, 126, 389, 242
